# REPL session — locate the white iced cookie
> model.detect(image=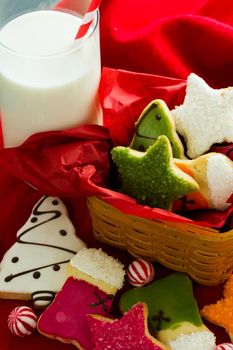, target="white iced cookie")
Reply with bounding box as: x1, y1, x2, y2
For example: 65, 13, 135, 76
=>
68, 248, 125, 295
172, 73, 233, 158
0, 196, 86, 308
174, 152, 233, 211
